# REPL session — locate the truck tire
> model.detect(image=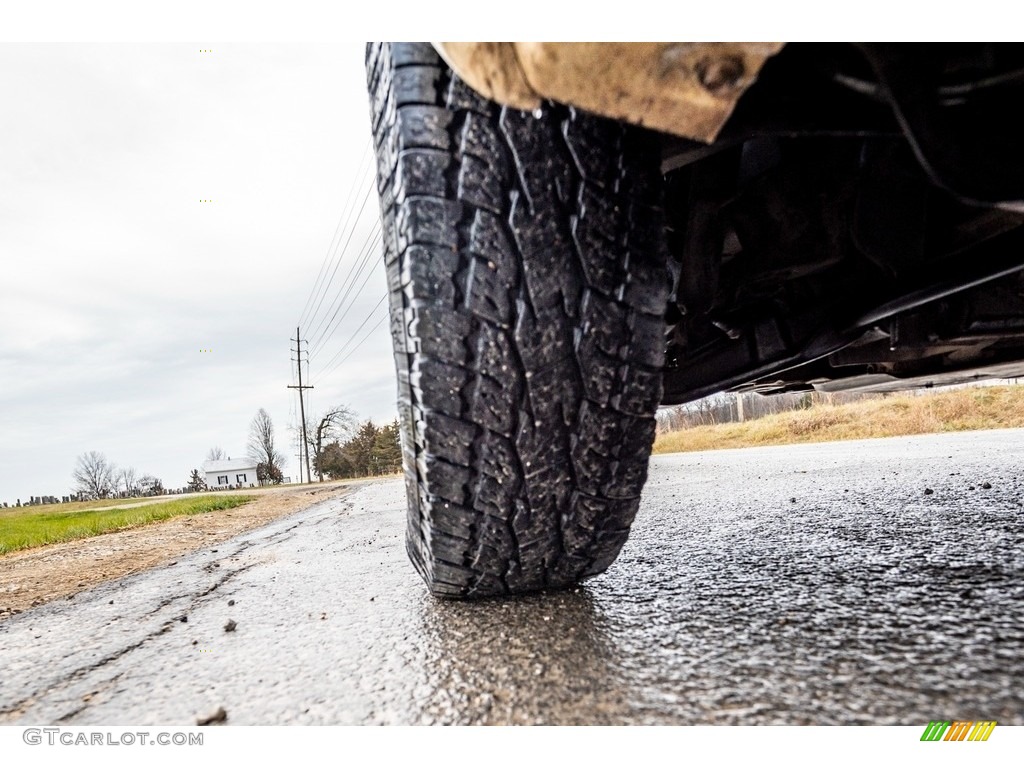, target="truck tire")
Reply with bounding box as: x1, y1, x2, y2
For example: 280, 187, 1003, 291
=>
366, 42, 672, 597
